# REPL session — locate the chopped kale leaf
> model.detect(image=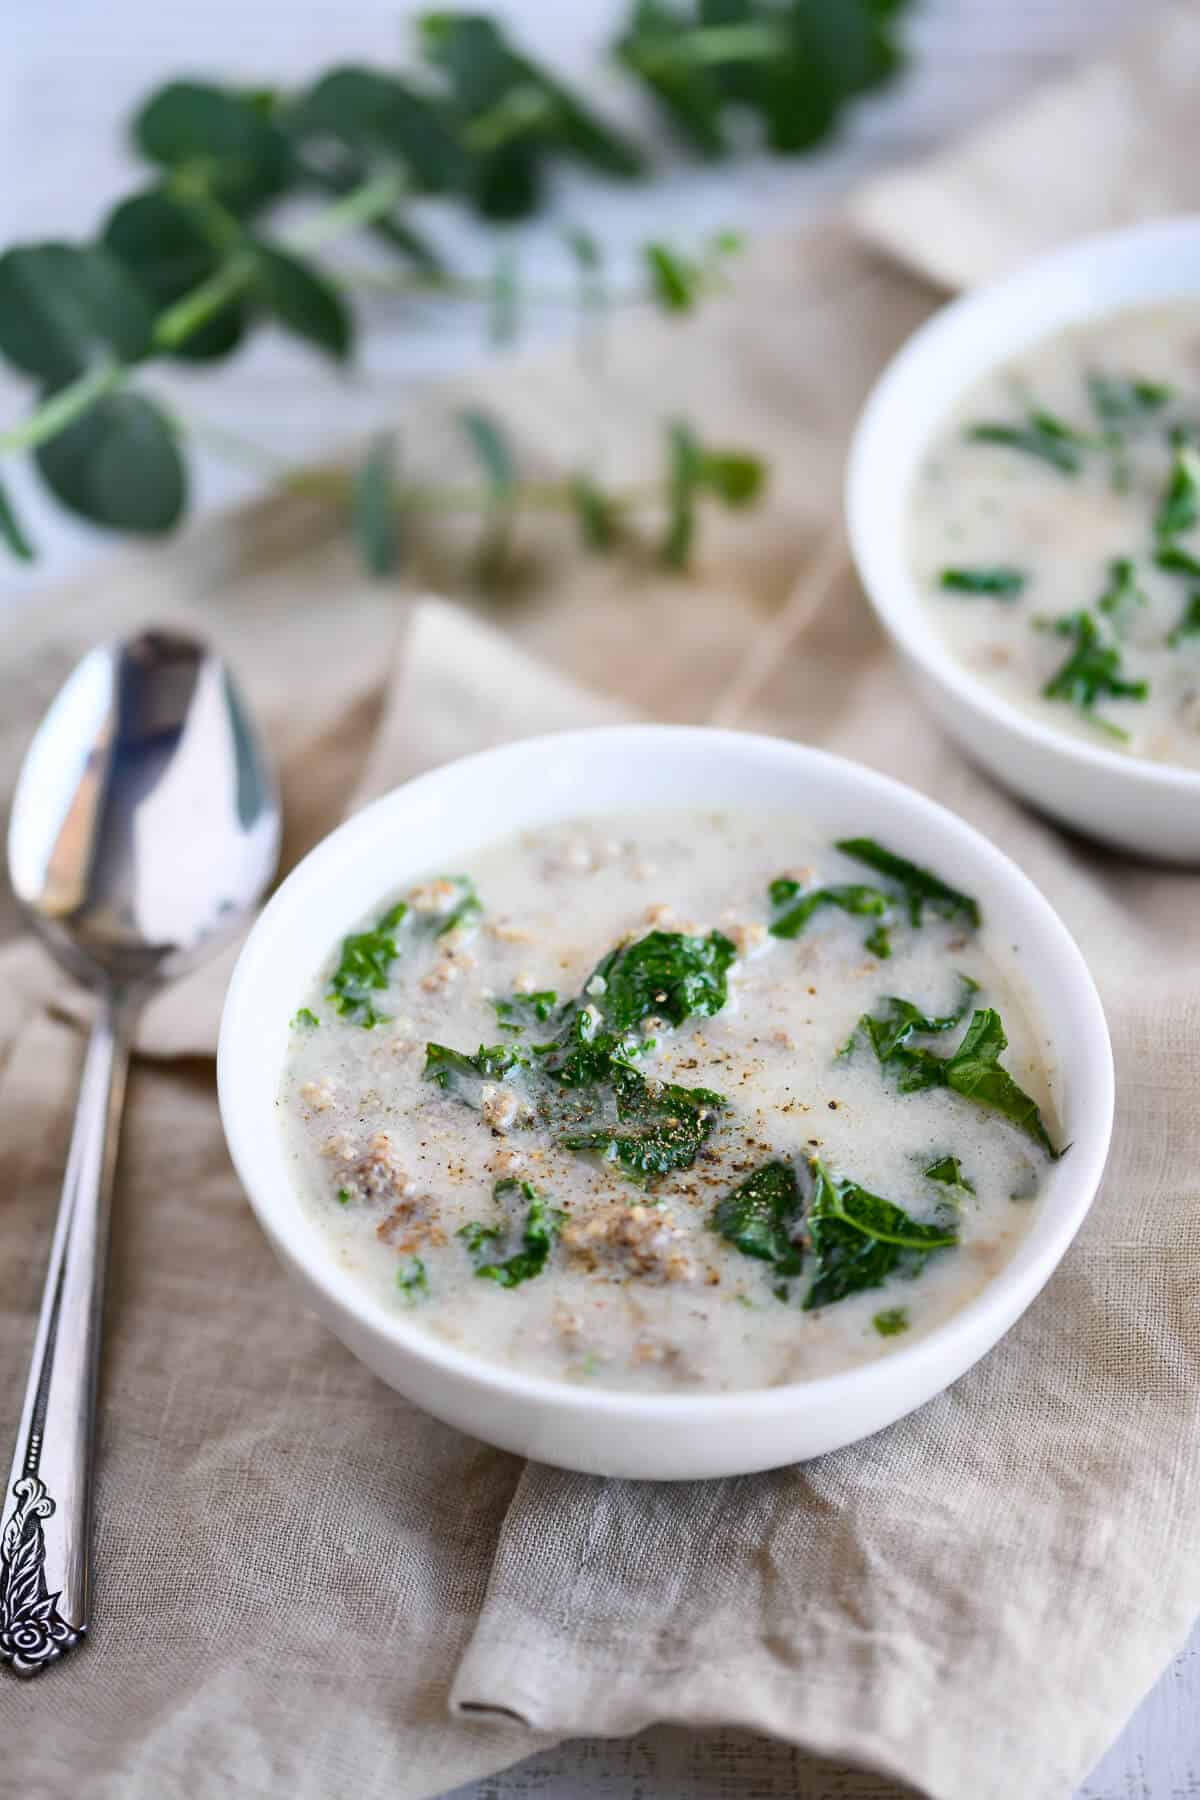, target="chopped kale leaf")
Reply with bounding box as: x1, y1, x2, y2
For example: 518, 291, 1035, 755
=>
1155, 444, 1200, 540
768, 879, 890, 941
584, 928, 736, 1033
835, 838, 981, 930
493, 988, 559, 1032
423, 1041, 526, 1105
1154, 544, 1200, 580
1169, 594, 1200, 647
1039, 610, 1148, 738
865, 923, 892, 960
327, 900, 408, 1027
559, 1063, 724, 1180
1086, 372, 1172, 424
873, 1307, 910, 1337
292, 1007, 320, 1030
396, 1258, 429, 1301
710, 1160, 803, 1276
924, 1154, 975, 1201
939, 565, 1027, 598
804, 1158, 958, 1311
1096, 558, 1146, 634
458, 1180, 562, 1288
966, 409, 1088, 475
